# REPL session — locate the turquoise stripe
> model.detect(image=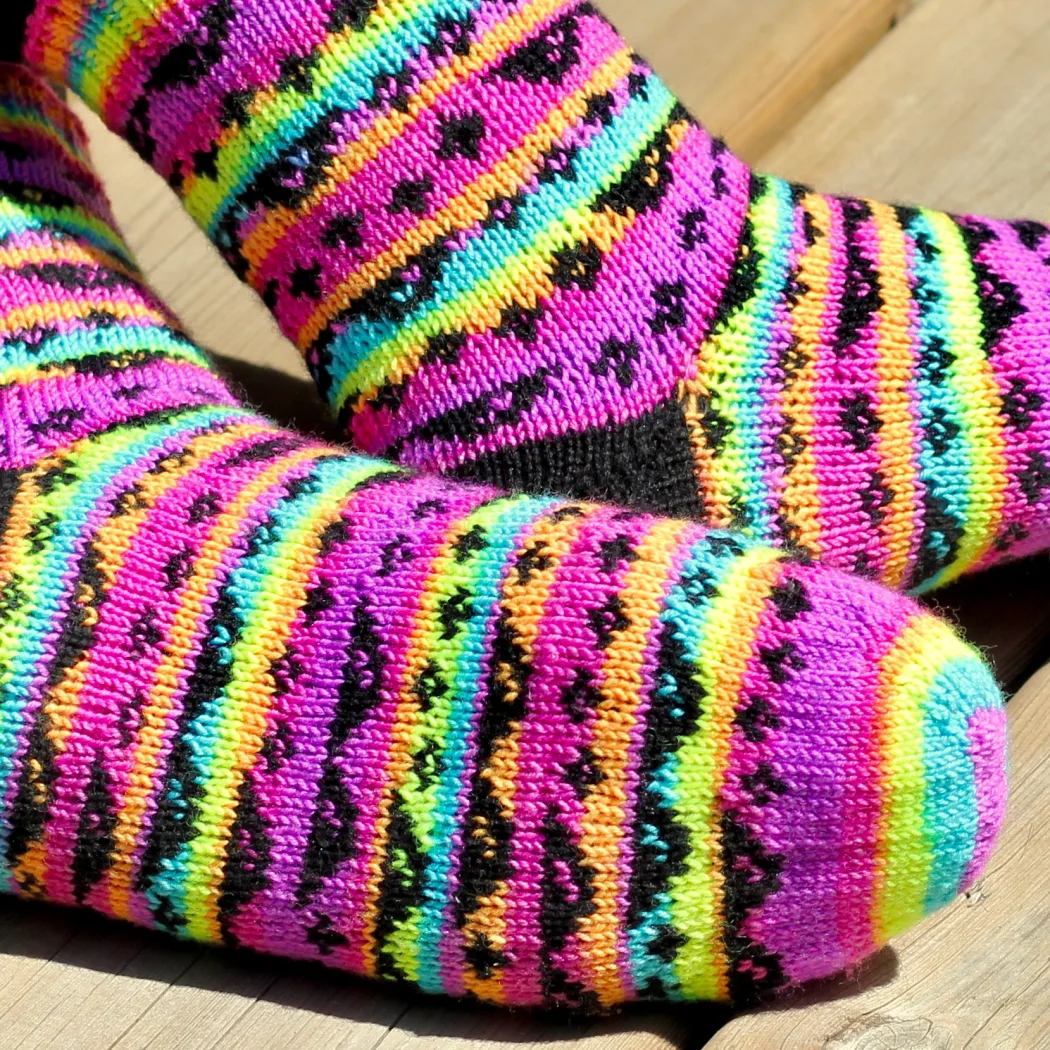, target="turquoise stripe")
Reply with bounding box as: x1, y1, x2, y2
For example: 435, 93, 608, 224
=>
0, 202, 134, 266
199, 0, 481, 239
0, 325, 212, 376
0, 405, 246, 891
920, 653, 1001, 912
414, 494, 559, 996
626, 530, 751, 997
327, 78, 677, 385
148, 452, 393, 925
715, 175, 795, 537
906, 210, 972, 593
